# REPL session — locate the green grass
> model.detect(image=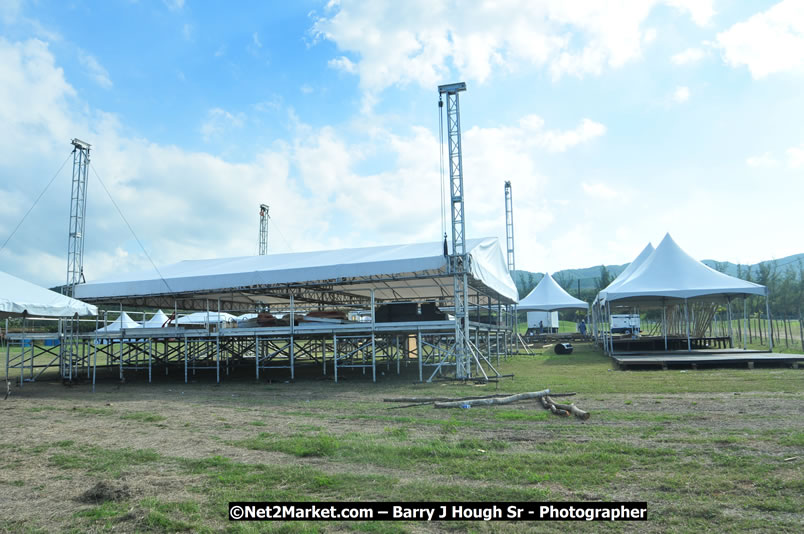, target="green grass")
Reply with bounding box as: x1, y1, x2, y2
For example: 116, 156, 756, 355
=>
4, 341, 802, 533
121, 411, 167, 423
